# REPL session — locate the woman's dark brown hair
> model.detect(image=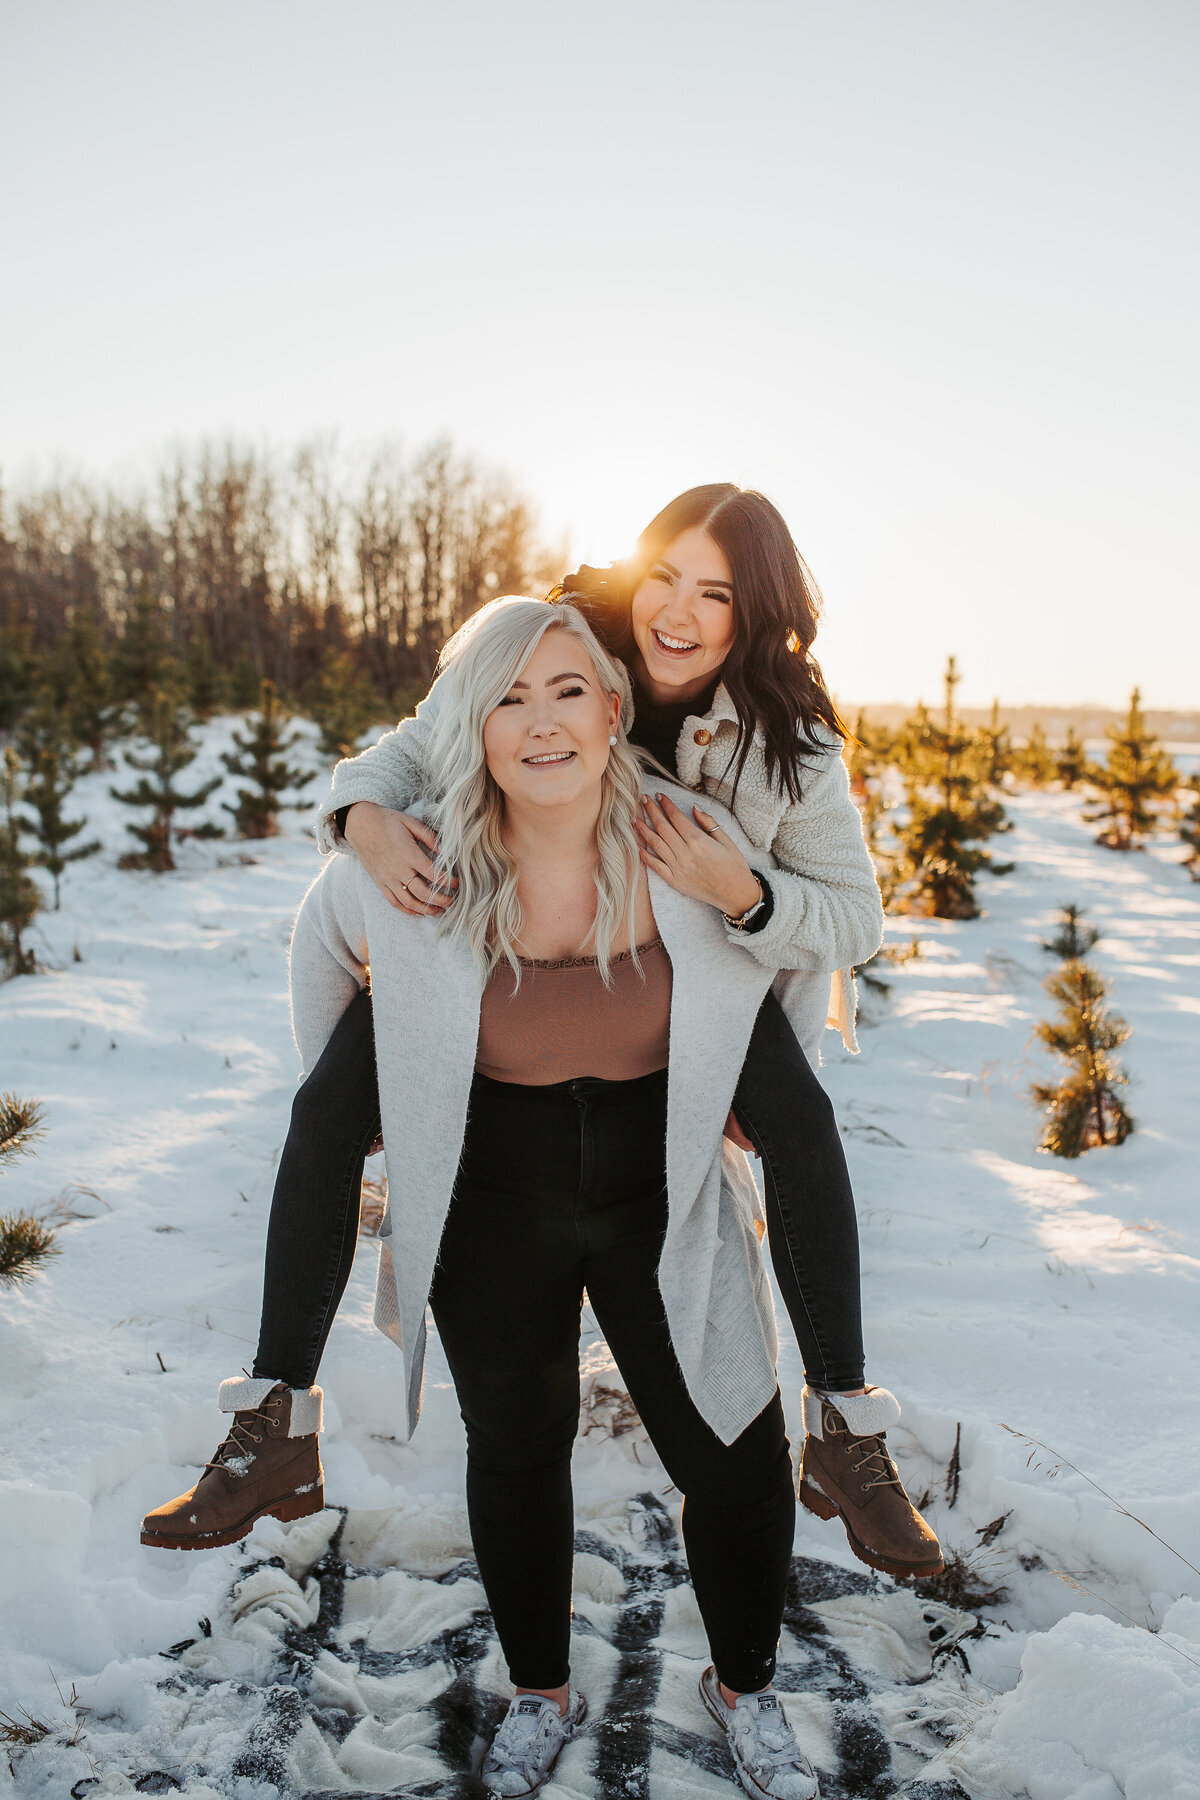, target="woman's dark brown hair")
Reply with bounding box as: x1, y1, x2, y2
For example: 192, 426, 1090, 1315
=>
548, 483, 847, 804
